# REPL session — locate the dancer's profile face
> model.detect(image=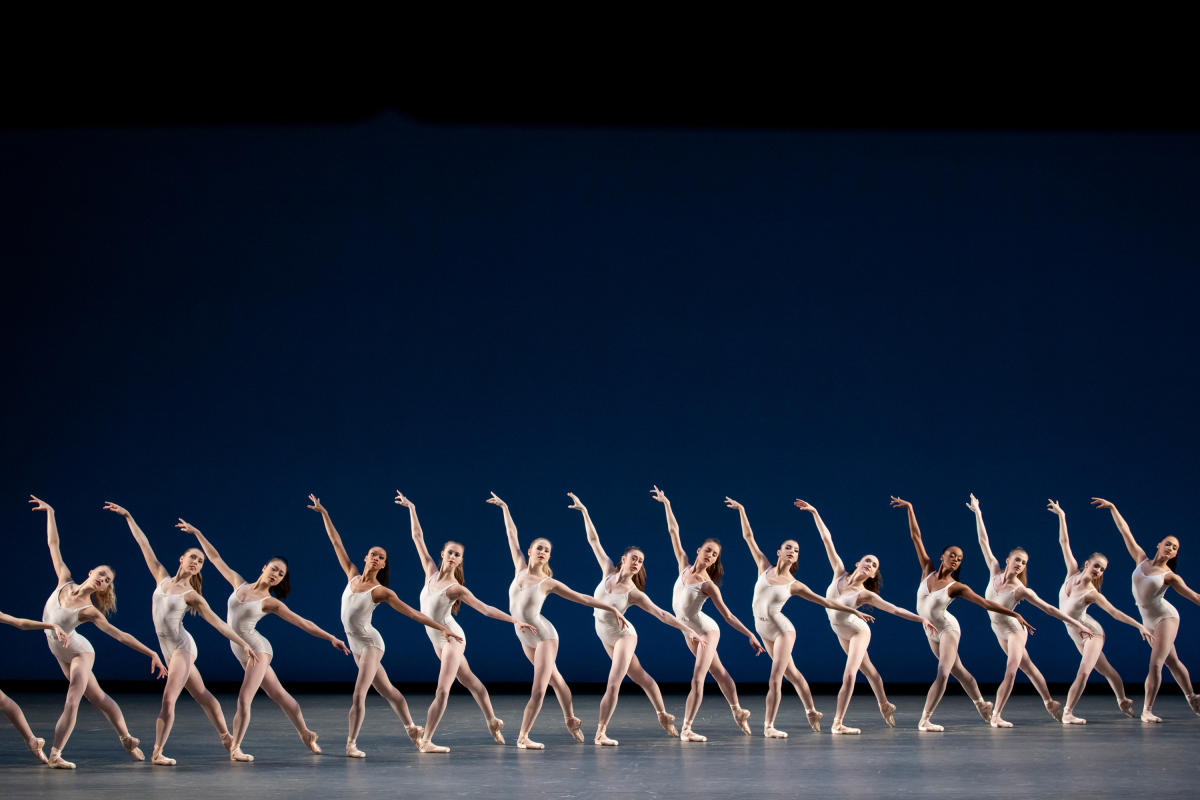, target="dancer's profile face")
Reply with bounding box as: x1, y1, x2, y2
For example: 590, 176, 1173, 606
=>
261, 558, 288, 585
1157, 537, 1180, 561
528, 538, 552, 564
695, 542, 721, 568
180, 548, 206, 575
940, 547, 964, 571
856, 555, 879, 577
